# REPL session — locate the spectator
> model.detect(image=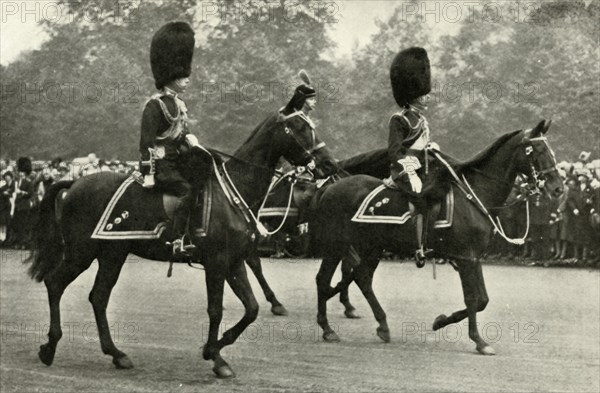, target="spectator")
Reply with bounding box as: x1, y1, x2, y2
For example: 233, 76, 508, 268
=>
0, 171, 15, 245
